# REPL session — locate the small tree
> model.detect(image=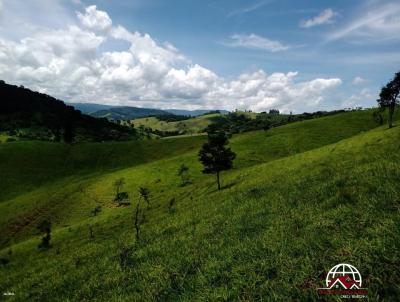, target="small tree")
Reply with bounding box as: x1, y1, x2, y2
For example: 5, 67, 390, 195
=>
91, 206, 102, 216
377, 71, 400, 128
177, 164, 190, 186
114, 178, 125, 195
139, 187, 150, 207
37, 219, 52, 250
168, 197, 176, 212
89, 225, 94, 239
198, 131, 236, 190
177, 122, 188, 134
113, 178, 129, 204
134, 202, 141, 240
